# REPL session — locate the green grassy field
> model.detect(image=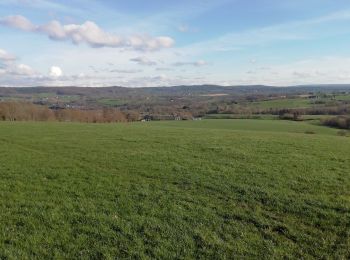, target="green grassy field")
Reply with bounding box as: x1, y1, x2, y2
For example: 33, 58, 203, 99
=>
334, 94, 350, 101
248, 94, 350, 109
248, 98, 313, 109
97, 98, 127, 107
0, 120, 349, 258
